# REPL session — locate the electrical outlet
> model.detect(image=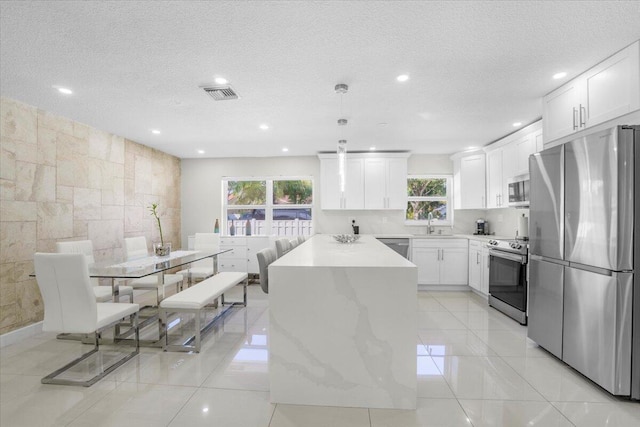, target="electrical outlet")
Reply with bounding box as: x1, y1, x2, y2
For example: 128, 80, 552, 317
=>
382, 217, 388, 223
